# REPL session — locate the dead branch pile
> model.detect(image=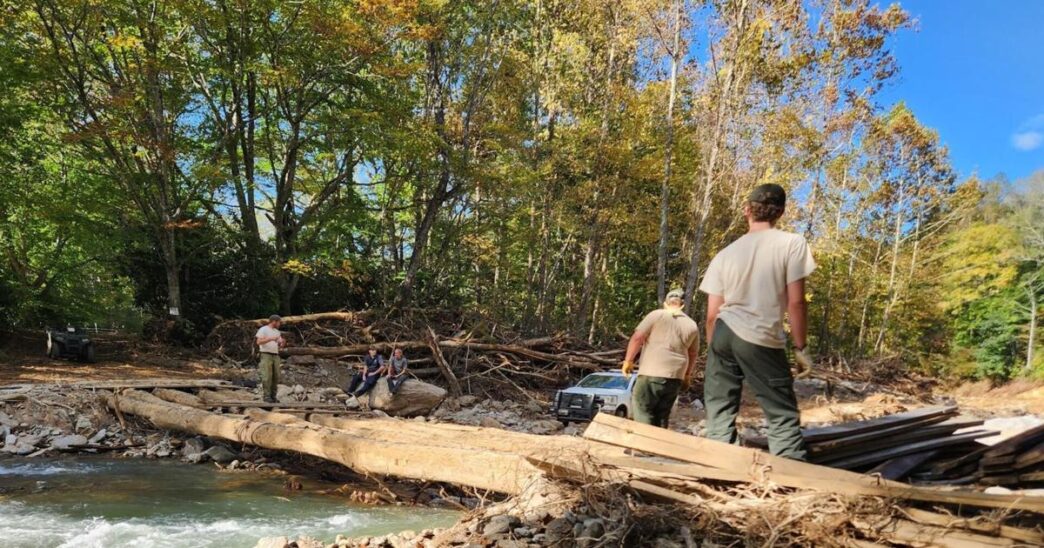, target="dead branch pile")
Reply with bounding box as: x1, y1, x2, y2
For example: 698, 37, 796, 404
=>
203, 309, 621, 396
